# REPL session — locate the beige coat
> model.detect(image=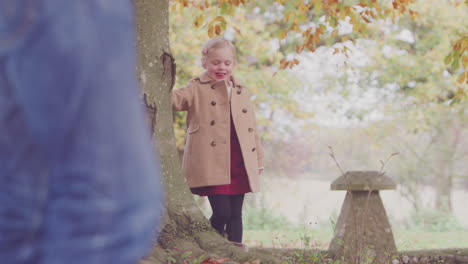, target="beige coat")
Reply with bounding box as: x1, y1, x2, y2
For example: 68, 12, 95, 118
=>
172, 73, 264, 192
